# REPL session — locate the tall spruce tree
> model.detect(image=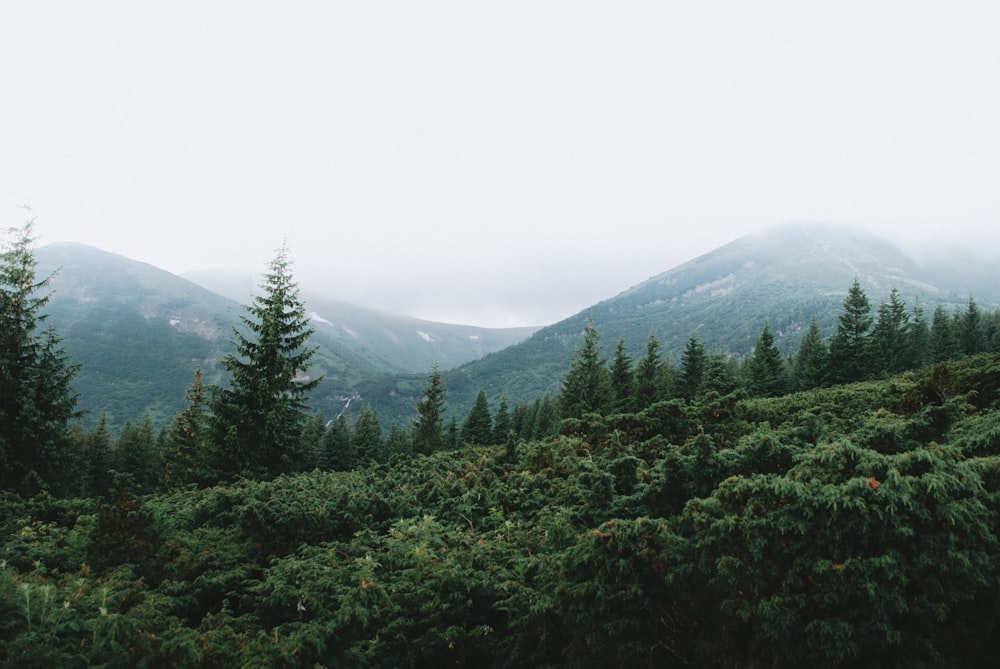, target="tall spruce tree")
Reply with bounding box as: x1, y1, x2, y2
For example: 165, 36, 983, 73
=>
461, 389, 493, 446
960, 297, 985, 356
793, 318, 829, 390
0, 222, 80, 494
677, 336, 706, 402
746, 322, 788, 397
609, 338, 636, 414
413, 364, 447, 455
323, 414, 355, 471
930, 305, 960, 362
161, 371, 211, 489
491, 394, 512, 444
828, 278, 874, 384
354, 406, 384, 464
209, 244, 321, 479
559, 323, 612, 419
871, 288, 910, 376
635, 333, 665, 409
